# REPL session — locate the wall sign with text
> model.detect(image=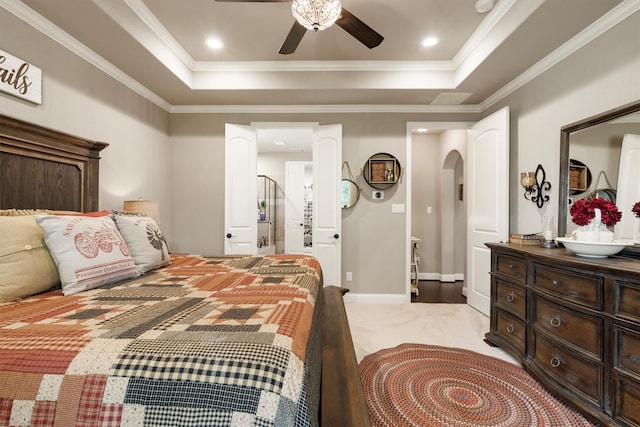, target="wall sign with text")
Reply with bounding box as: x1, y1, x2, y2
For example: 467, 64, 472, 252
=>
0, 49, 42, 105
